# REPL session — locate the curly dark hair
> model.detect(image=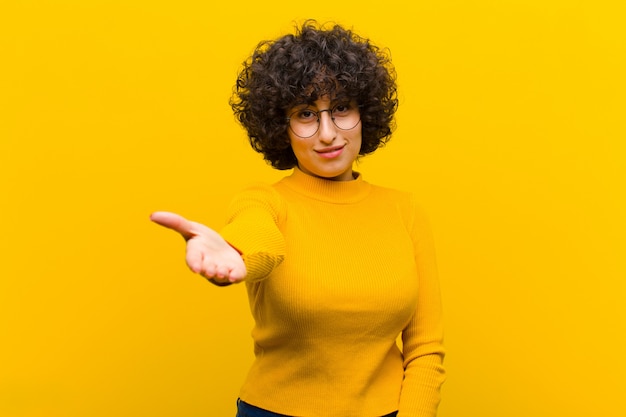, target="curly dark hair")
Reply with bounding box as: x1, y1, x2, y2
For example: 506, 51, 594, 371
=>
230, 20, 398, 170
